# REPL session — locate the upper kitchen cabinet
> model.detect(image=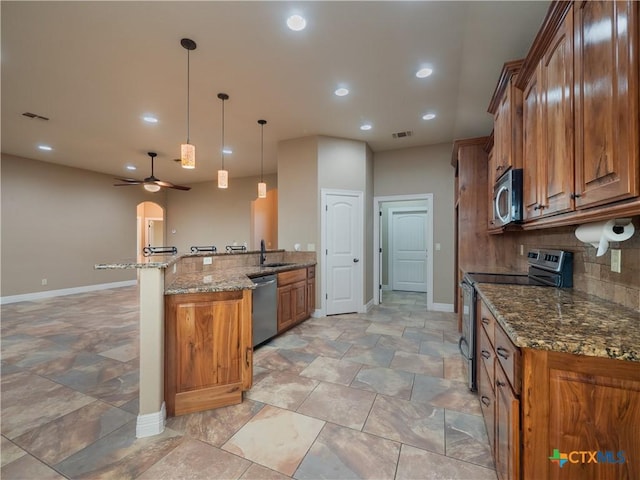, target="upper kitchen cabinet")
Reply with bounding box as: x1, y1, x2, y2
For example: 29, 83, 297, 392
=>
488, 61, 524, 184
516, 0, 640, 228
520, 4, 574, 221
573, 0, 640, 208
